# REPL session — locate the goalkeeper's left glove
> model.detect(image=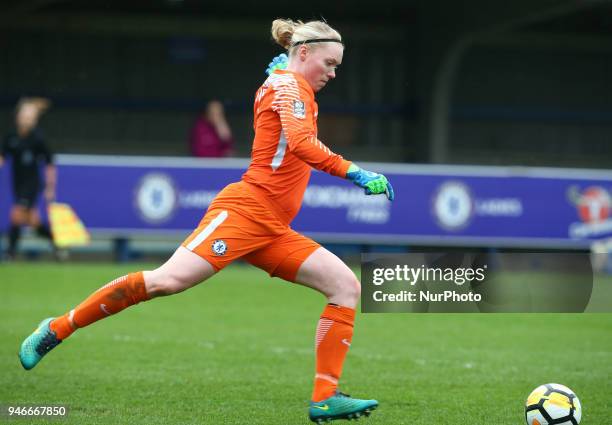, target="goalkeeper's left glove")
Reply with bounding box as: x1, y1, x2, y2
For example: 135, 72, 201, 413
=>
346, 163, 395, 201
265, 53, 288, 76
